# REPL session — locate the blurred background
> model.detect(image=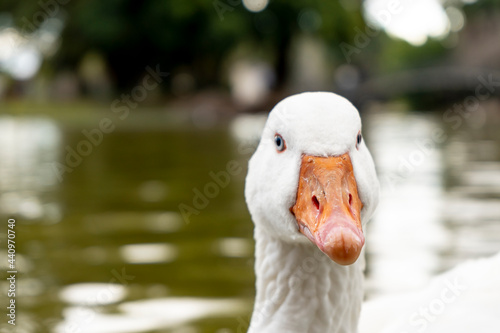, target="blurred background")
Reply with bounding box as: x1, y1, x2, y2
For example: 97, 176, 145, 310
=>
1, 0, 500, 332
